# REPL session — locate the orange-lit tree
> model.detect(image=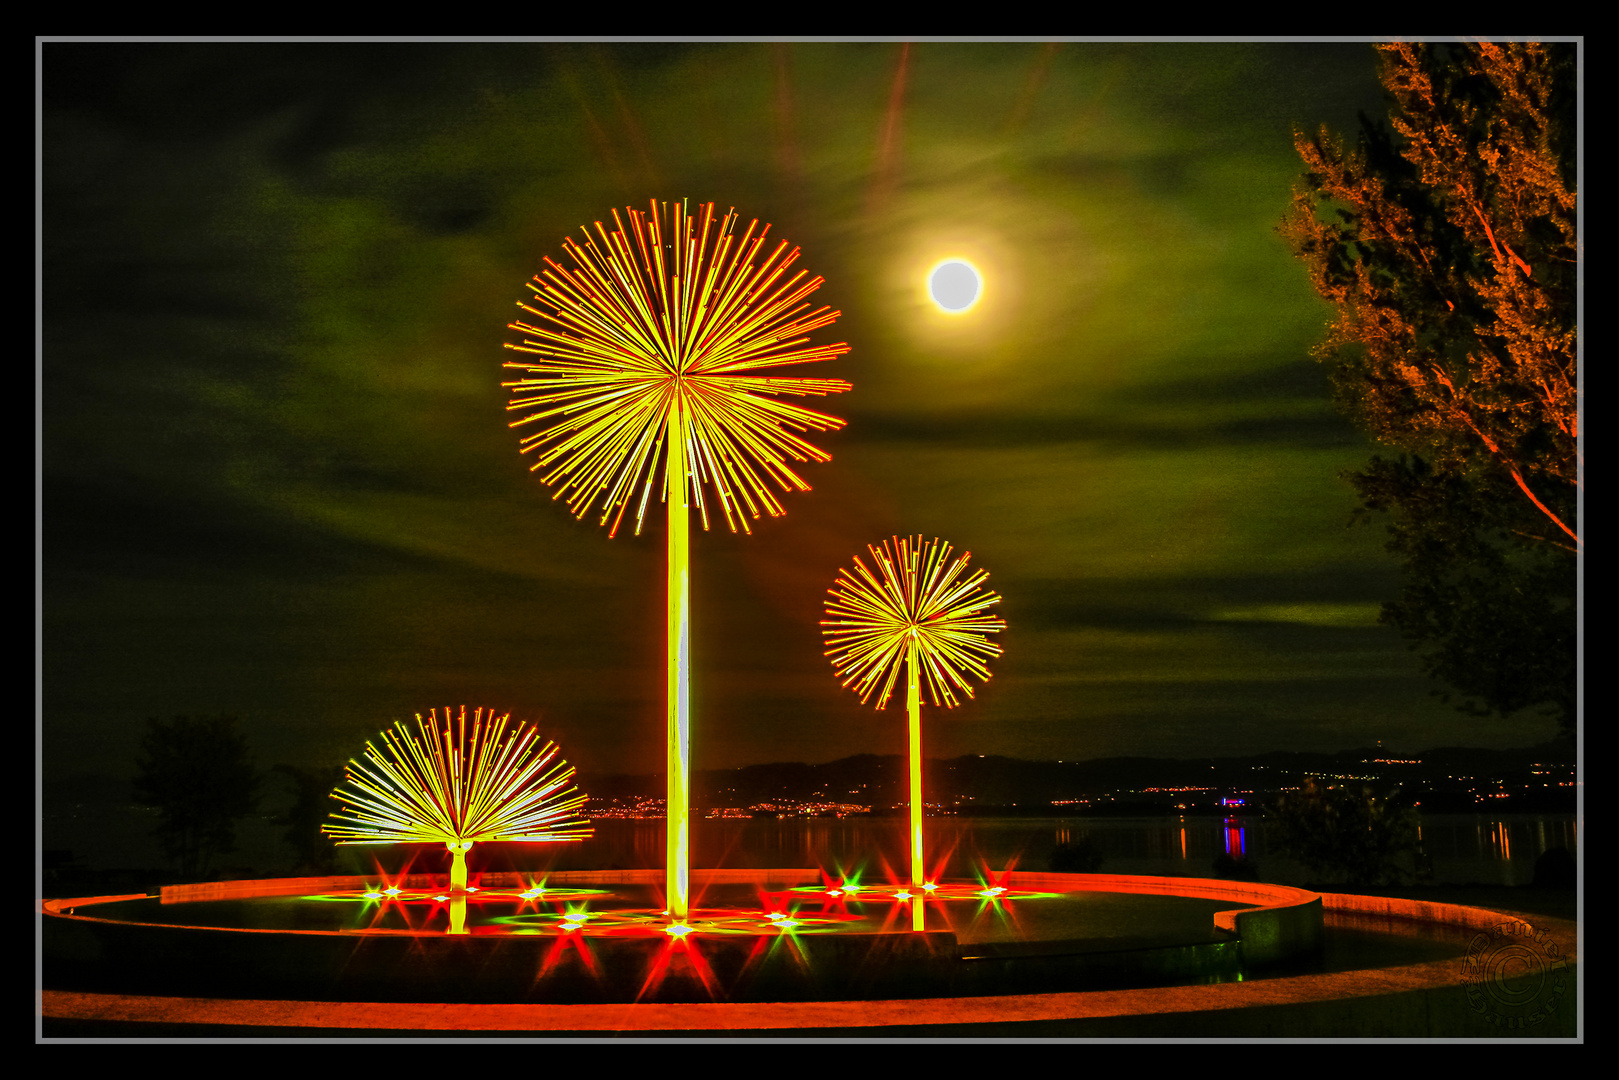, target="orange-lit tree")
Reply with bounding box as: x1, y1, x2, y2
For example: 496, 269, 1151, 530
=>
503, 200, 851, 920
822, 536, 1005, 889
324, 706, 592, 889
1279, 42, 1577, 732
